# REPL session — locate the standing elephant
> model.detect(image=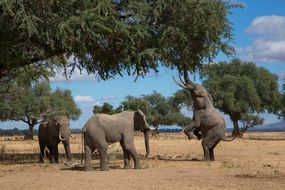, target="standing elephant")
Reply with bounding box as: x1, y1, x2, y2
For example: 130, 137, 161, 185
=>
174, 74, 235, 161
38, 116, 73, 163
83, 110, 150, 171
